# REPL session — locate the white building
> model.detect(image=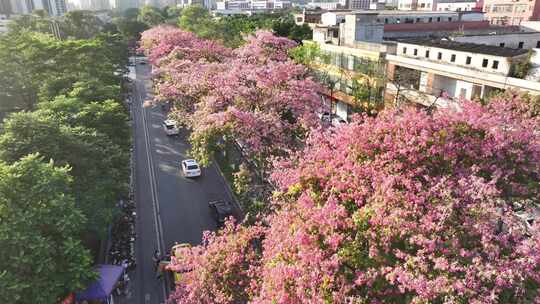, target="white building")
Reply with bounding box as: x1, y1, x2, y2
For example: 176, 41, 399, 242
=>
306, 0, 347, 9
215, 0, 290, 10
177, 0, 204, 7
397, 0, 435, 10
436, 0, 477, 11
385, 39, 539, 107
